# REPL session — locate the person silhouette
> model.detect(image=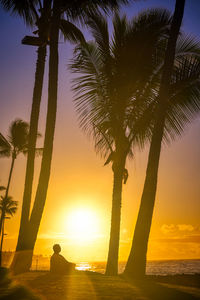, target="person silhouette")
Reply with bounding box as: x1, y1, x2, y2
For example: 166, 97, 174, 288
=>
50, 244, 76, 274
